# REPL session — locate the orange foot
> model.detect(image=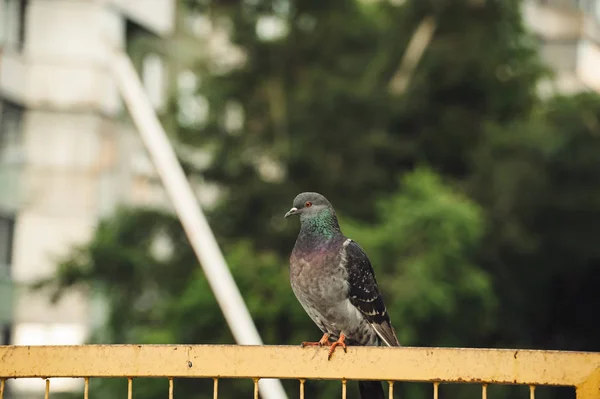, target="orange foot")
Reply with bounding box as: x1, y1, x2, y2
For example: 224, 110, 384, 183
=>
327, 333, 347, 360
301, 333, 331, 347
